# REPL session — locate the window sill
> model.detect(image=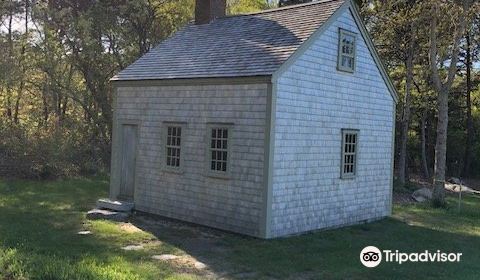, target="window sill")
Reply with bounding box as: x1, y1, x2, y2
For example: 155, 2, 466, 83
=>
162, 167, 184, 175
336, 66, 355, 74
205, 172, 231, 180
